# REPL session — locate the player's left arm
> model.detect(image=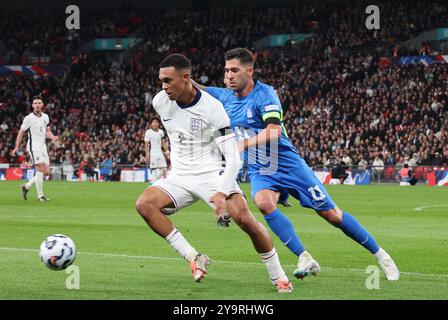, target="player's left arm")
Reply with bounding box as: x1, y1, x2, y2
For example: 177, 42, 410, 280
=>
208, 103, 242, 217
238, 122, 282, 152
211, 128, 242, 217
191, 79, 228, 101
238, 92, 283, 152
46, 127, 59, 142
